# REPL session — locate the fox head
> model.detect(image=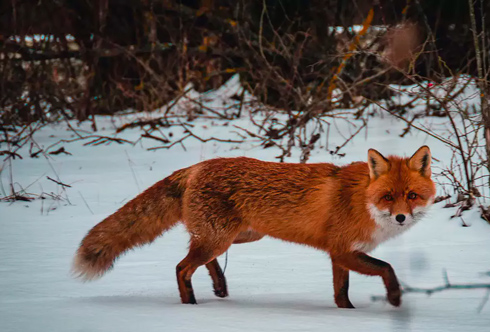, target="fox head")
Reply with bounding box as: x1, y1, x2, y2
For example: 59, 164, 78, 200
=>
365, 146, 436, 229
